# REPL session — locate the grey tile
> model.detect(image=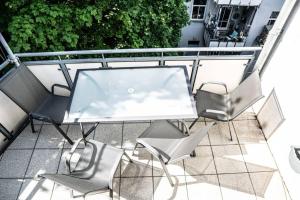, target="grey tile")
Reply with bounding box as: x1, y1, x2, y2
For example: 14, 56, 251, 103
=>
153, 176, 188, 200
122, 123, 150, 149
0, 149, 32, 178
121, 149, 152, 177
9, 125, 40, 149
186, 175, 222, 200
0, 179, 23, 200
120, 177, 153, 200
250, 171, 289, 199
219, 173, 256, 200
35, 125, 67, 148
208, 122, 238, 145
63, 124, 95, 149
25, 149, 62, 178
184, 146, 216, 175
153, 159, 185, 177
233, 120, 266, 144
234, 111, 257, 121
94, 123, 123, 148
84, 178, 120, 200
188, 122, 210, 146
212, 145, 247, 173
18, 178, 54, 200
